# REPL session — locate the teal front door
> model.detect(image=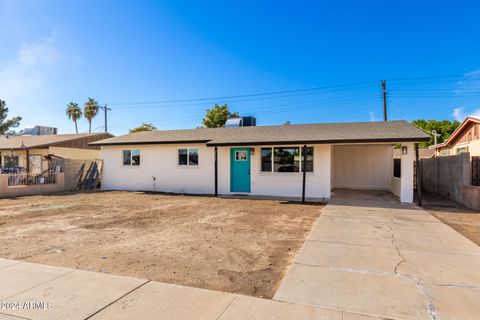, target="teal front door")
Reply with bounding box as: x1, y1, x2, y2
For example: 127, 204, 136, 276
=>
230, 148, 251, 192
